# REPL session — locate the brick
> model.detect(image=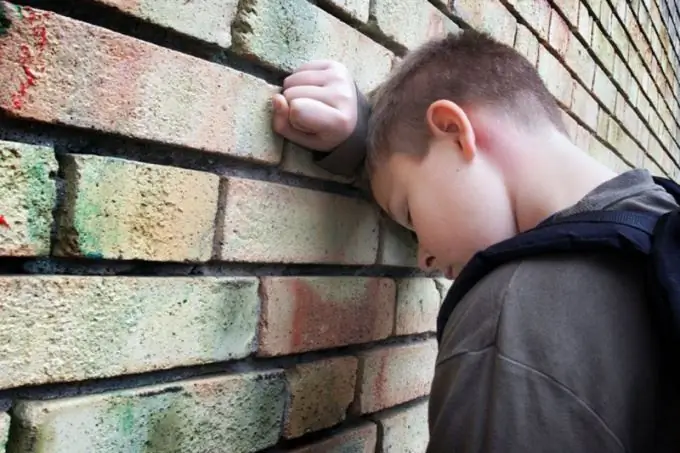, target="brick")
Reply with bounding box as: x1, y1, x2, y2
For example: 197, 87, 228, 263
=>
11, 371, 286, 453
571, 83, 599, 130
456, 0, 517, 46
0, 276, 259, 388
562, 109, 580, 140
643, 155, 665, 176
537, 46, 574, 106
354, 340, 437, 414
0, 5, 282, 165
434, 278, 453, 300
591, 26, 616, 71
395, 278, 439, 335
612, 55, 632, 92
53, 154, 218, 262
377, 217, 418, 267
574, 125, 593, 151
610, 15, 630, 58
372, 0, 459, 49
592, 66, 618, 111
373, 401, 429, 453
549, 8, 571, 57
553, 0, 579, 26
217, 178, 378, 264
258, 277, 395, 356
287, 422, 377, 453
599, 0, 614, 33
280, 143, 354, 184
588, 137, 619, 168
318, 0, 370, 22
596, 109, 612, 139
0, 140, 56, 257
0, 413, 8, 453
283, 356, 358, 438
100, 0, 236, 48
607, 115, 626, 146
577, 2, 594, 44
565, 31, 596, 86
515, 24, 539, 65
505, 0, 551, 42
232, 0, 392, 92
